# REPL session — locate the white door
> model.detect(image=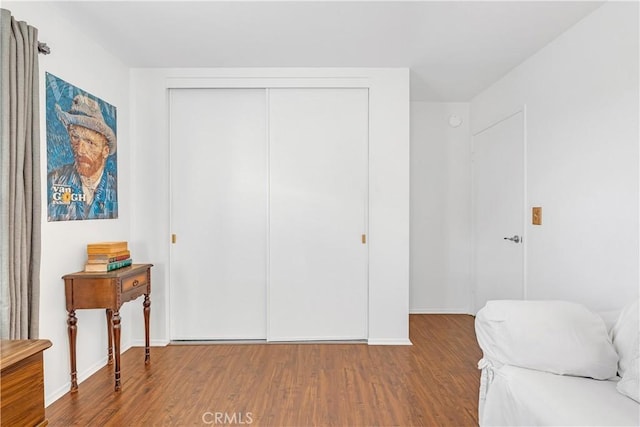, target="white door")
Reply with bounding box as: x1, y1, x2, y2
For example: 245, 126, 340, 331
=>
268, 88, 369, 341
169, 89, 268, 340
472, 111, 525, 312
